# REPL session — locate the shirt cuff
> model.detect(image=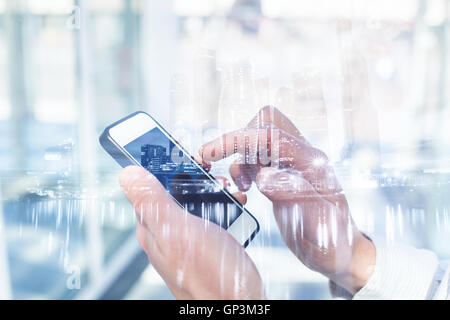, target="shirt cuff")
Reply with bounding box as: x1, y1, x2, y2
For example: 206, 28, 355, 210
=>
353, 237, 439, 300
